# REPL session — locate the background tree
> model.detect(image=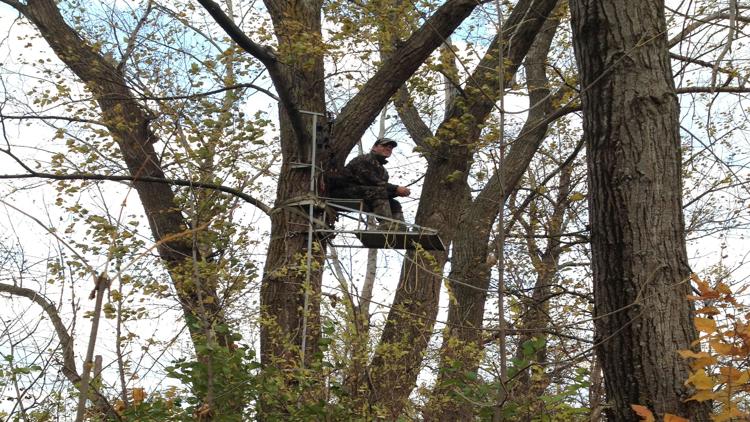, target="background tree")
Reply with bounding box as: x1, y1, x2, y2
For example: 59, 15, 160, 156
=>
570, 0, 713, 419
